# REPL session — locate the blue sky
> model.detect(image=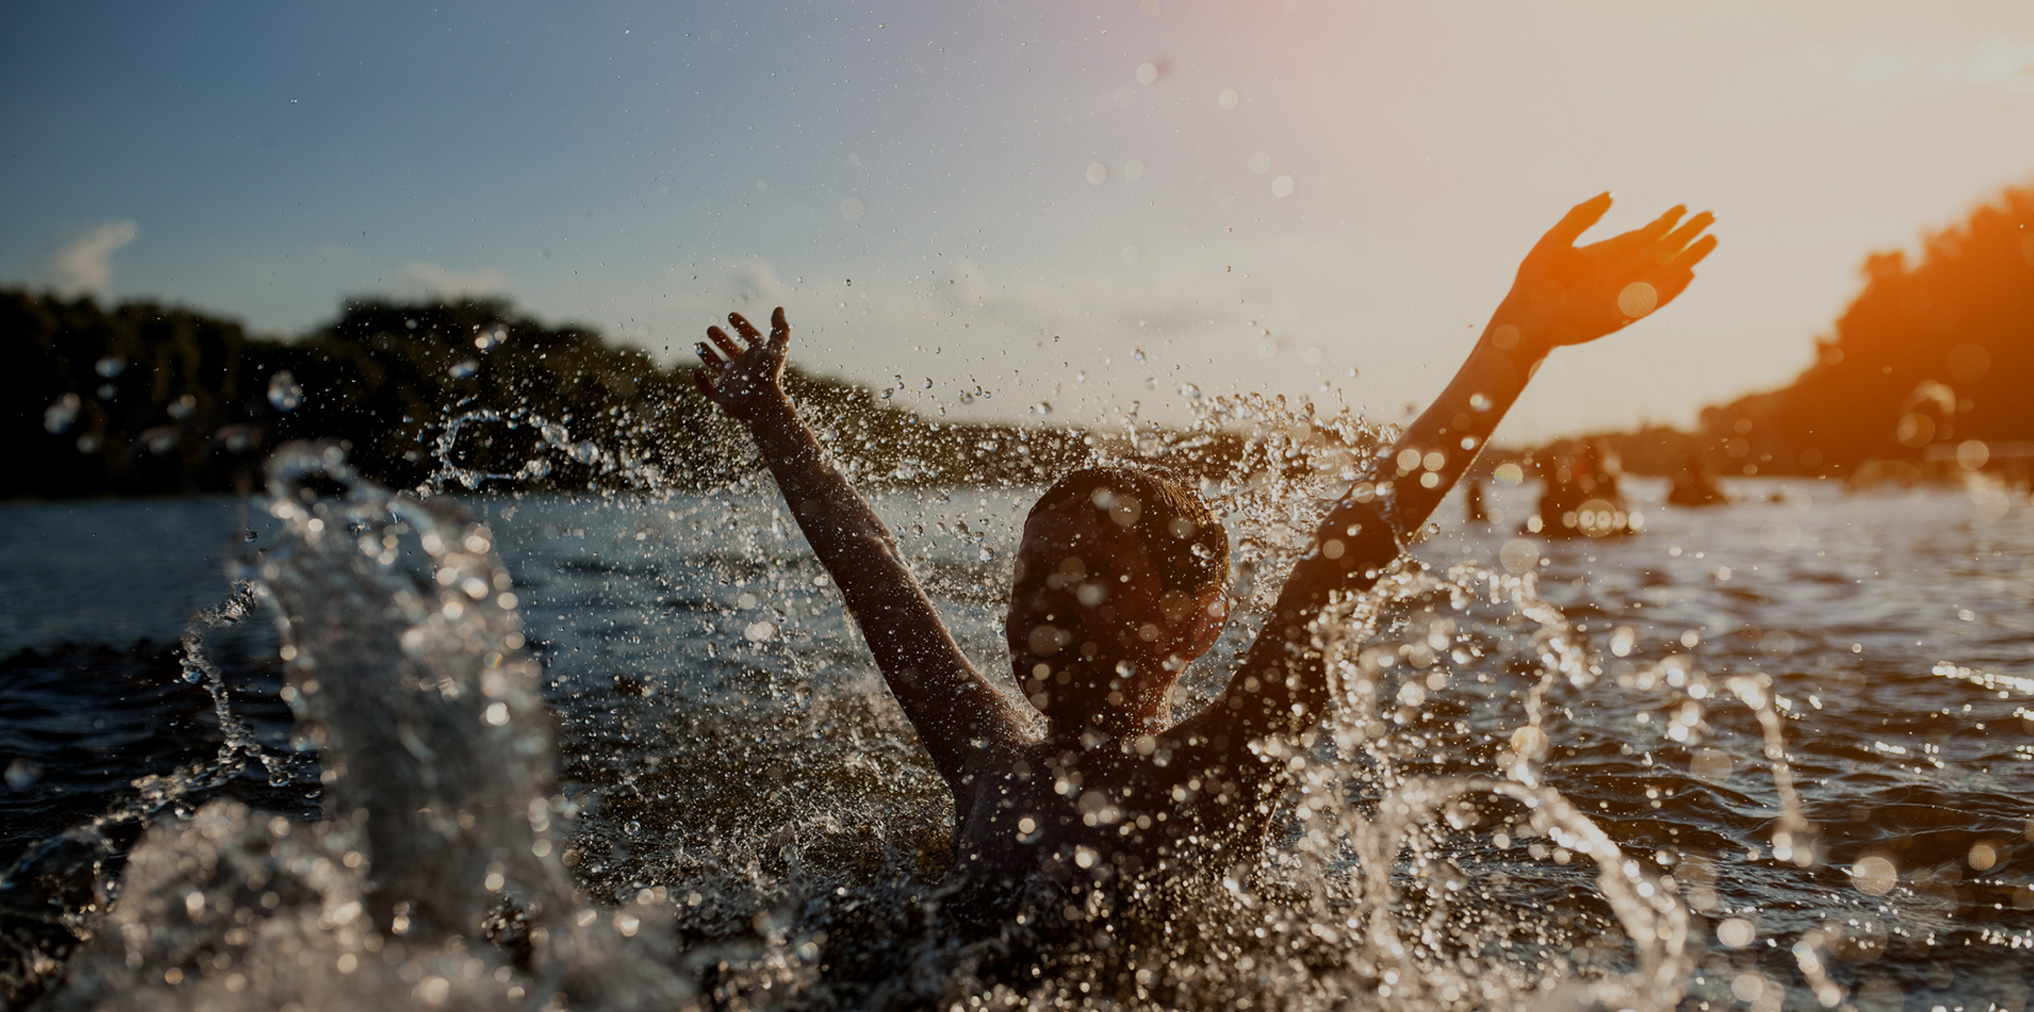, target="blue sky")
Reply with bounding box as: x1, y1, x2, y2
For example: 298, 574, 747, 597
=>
6, 1, 2034, 441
